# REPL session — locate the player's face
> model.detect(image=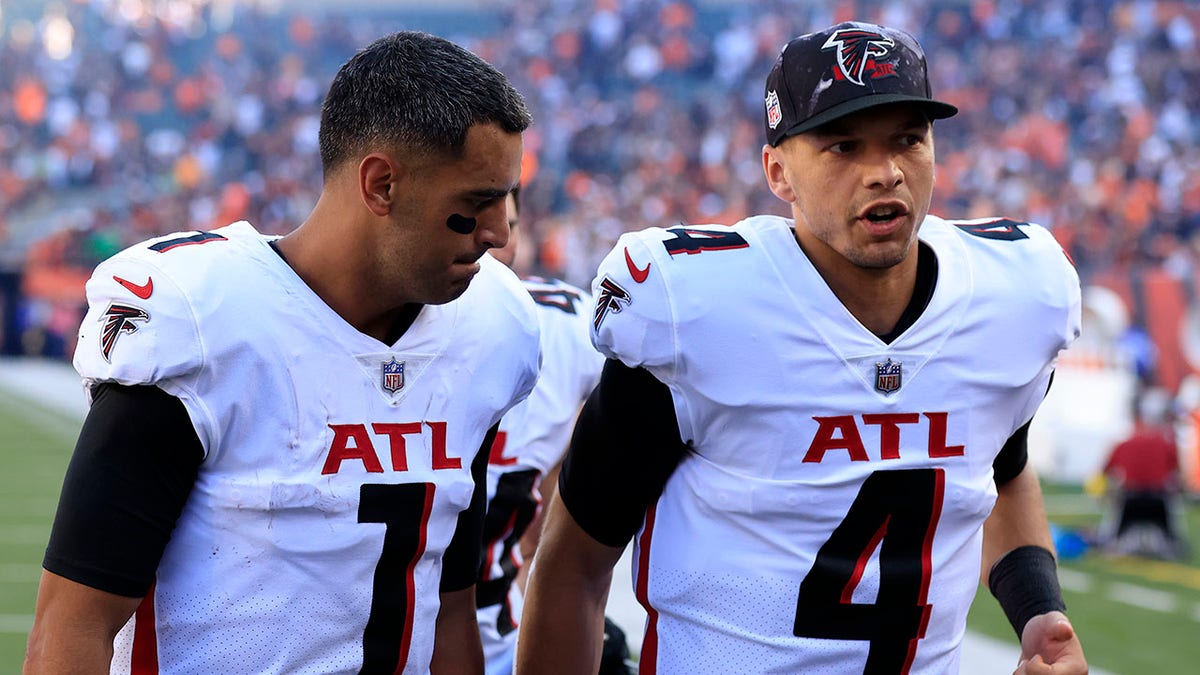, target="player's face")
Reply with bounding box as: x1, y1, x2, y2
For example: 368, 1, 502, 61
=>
764, 104, 935, 275
488, 192, 520, 268
387, 123, 523, 304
